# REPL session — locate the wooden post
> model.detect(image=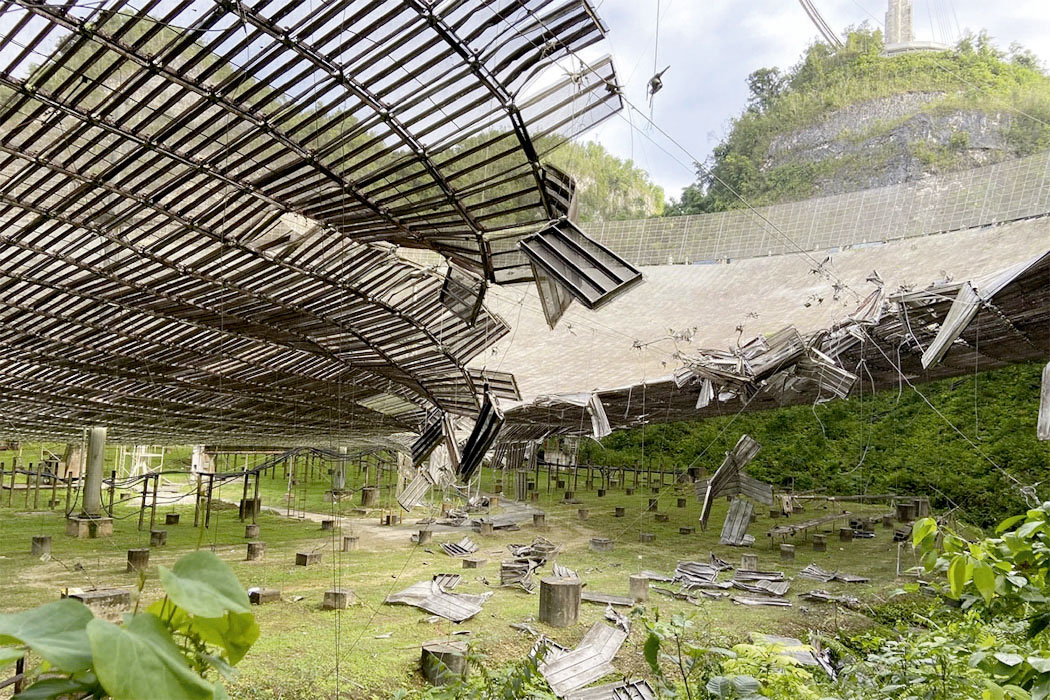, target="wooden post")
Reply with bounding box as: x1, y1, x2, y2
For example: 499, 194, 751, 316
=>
65, 474, 72, 513
49, 470, 57, 510
108, 470, 116, 514
24, 464, 30, 508
204, 473, 215, 529
252, 471, 260, 525
629, 574, 649, 602
8, 461, 15, 506
538, 577, 581, 627
137, 475, 149, 530
240, 470, 250, 522
149, 474, 159, 533
33, 467, 41, 510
